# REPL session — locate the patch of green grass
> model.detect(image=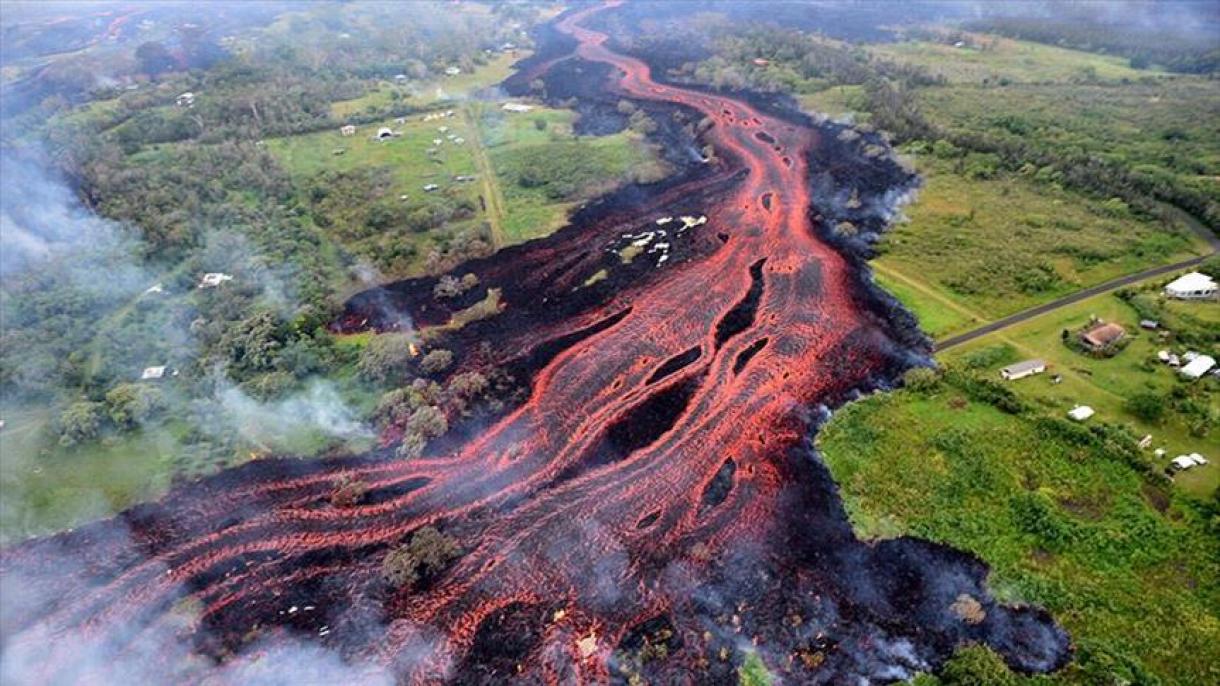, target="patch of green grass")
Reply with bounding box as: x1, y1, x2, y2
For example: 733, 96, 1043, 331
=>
738, 650, 774, 686
873, 268, 979, 339
818, 382, 1220, 685
874, 158, 1208, 323
798, 85, 869, 119
939, 285, 1218, 498
870, 33, 1159, 85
